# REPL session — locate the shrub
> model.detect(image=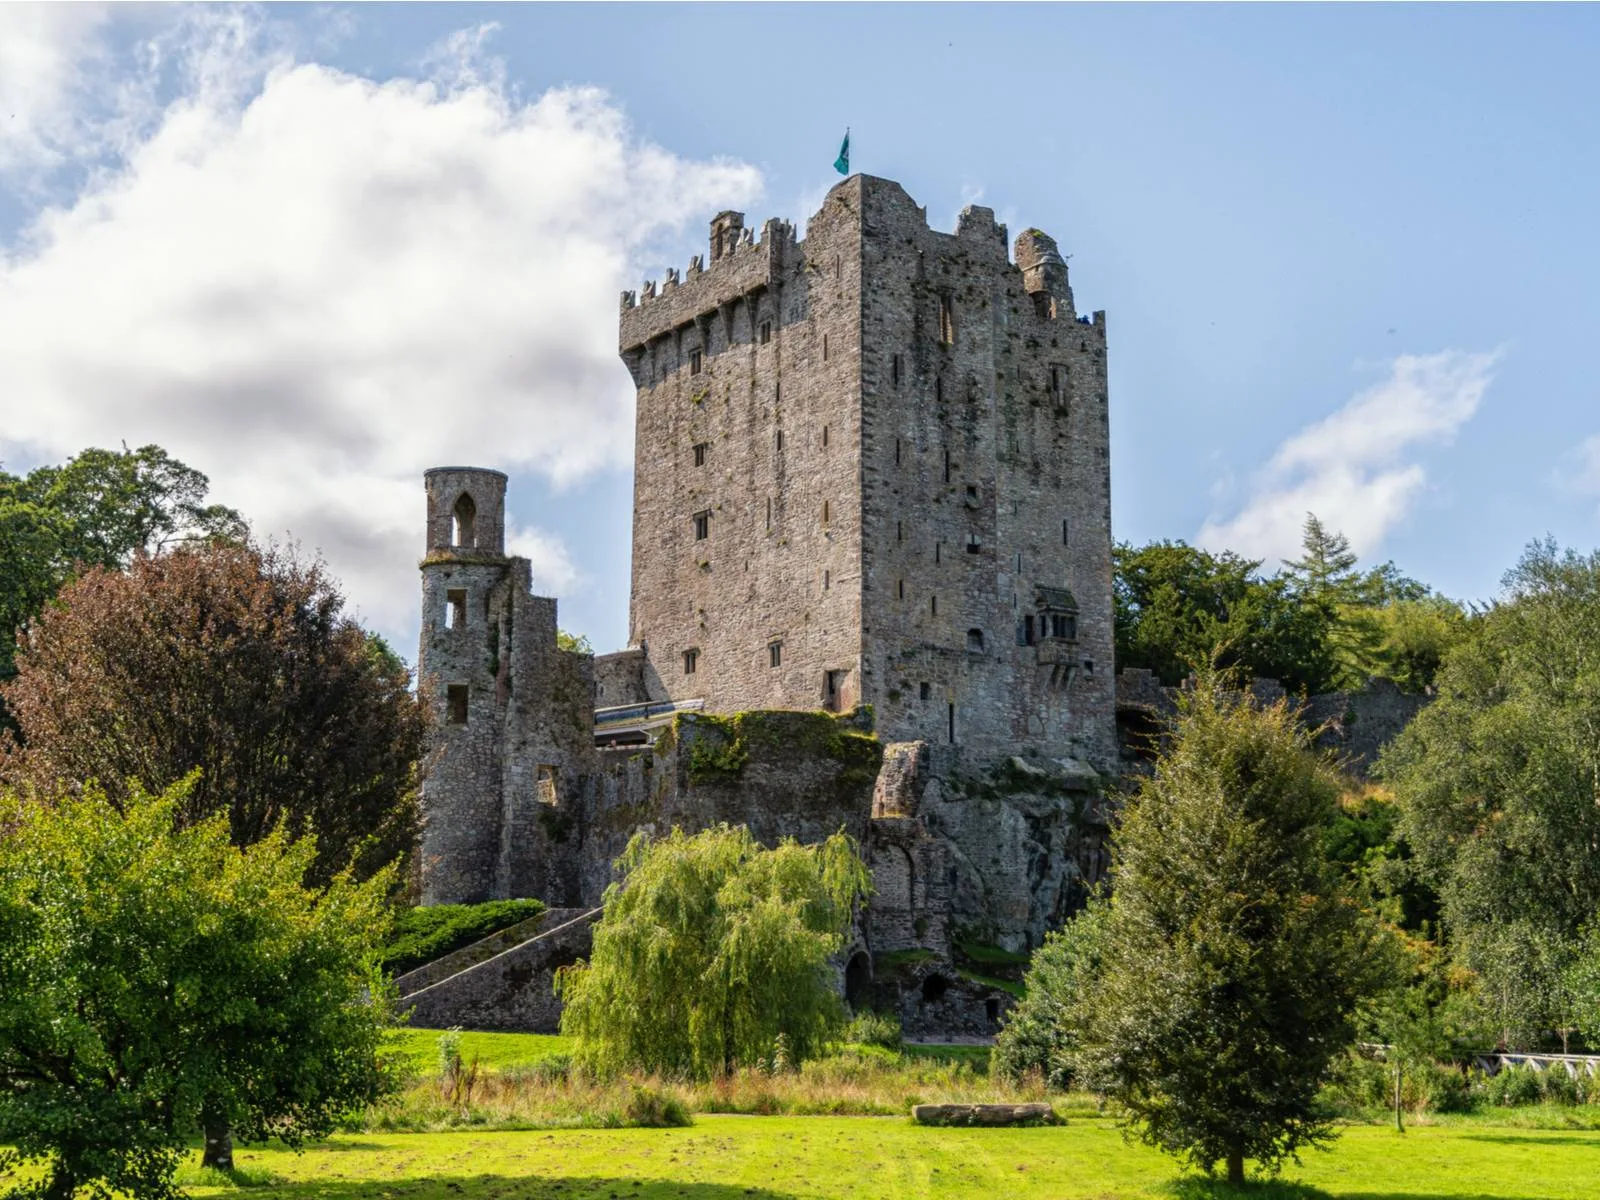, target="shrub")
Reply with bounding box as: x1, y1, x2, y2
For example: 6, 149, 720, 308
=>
1419, 1061, 1475, 1113
1485, 1064, 1544, 1107
845, 1010, 903, 1051
622, 1085, 692, 1128
993, 899, 1109, 1093
1540, 1065, 1580, 1106
380, 900, 546, 976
